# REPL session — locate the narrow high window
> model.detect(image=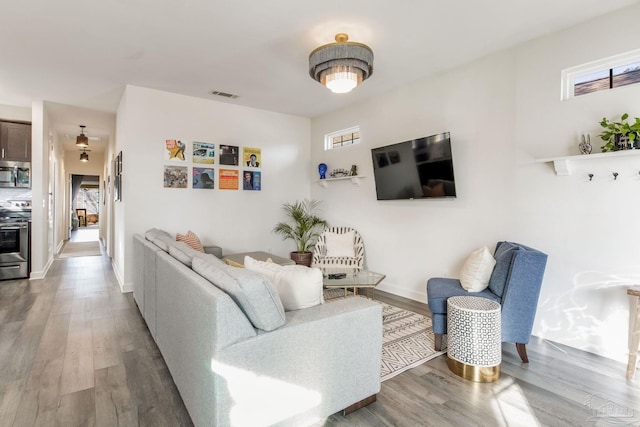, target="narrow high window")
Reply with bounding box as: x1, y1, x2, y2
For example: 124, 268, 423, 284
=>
562, 49, 640, 100
324, 126, 361, 150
